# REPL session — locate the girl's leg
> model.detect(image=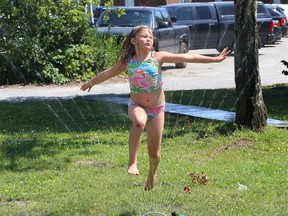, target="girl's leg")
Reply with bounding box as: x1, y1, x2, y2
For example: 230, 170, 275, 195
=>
128, 105, 148, 175
144, 111, 165, 190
